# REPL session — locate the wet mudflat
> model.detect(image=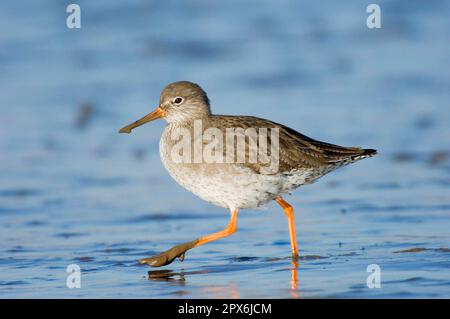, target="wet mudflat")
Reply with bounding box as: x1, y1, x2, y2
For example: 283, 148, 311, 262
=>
1, 1, 450, 298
